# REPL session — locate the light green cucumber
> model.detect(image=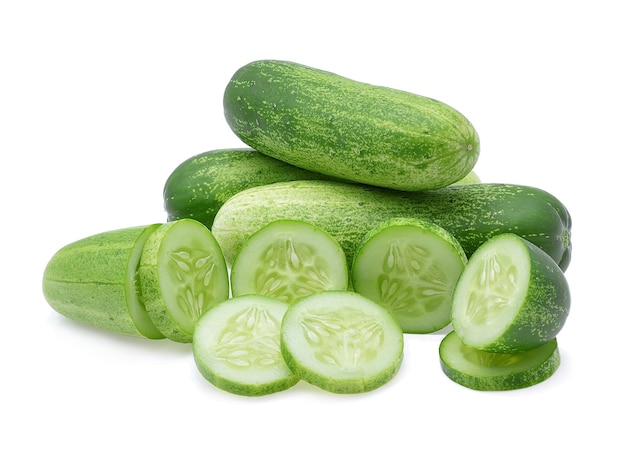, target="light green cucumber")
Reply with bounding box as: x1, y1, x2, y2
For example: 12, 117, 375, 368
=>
223, 60, 480, 191
451, 233, 570, 353
211, 180, 572, 271
163, 148, 338, 228
280, 291, 404, 394
451, 169, 480, 185
193, 294, 299, 396
230, 219, 349, 303
351, 218, 467, 333
139, 219, 230, 343
439, 331, 560, 391
42, 224, 164, 339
